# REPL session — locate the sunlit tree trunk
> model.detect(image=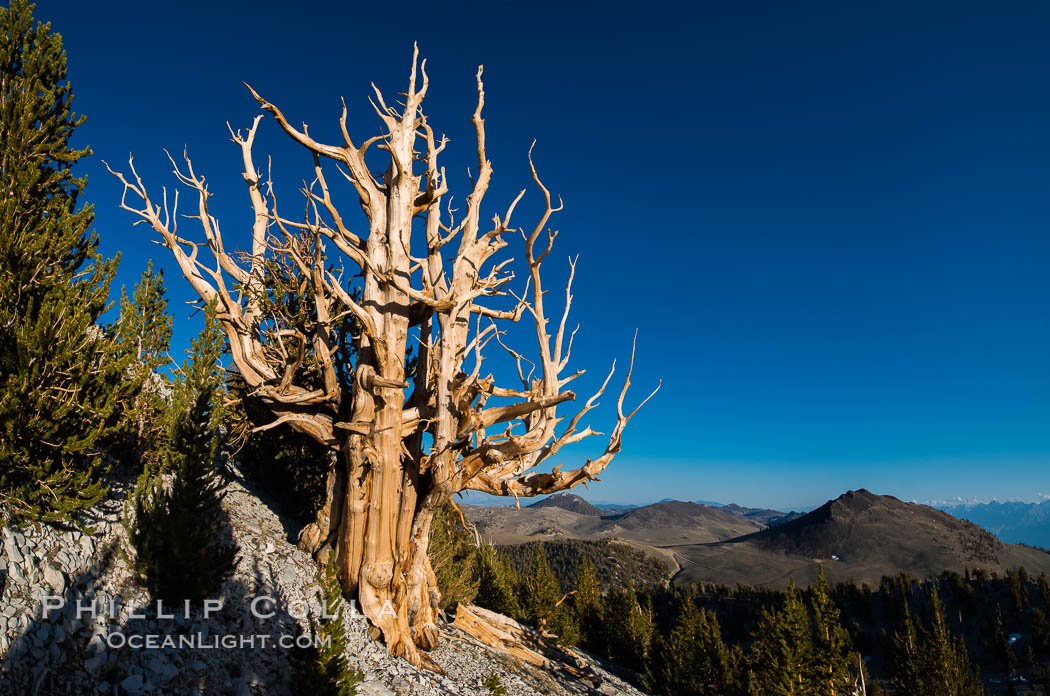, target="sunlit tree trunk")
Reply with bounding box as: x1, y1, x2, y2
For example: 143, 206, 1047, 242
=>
109, 47, 657, 667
